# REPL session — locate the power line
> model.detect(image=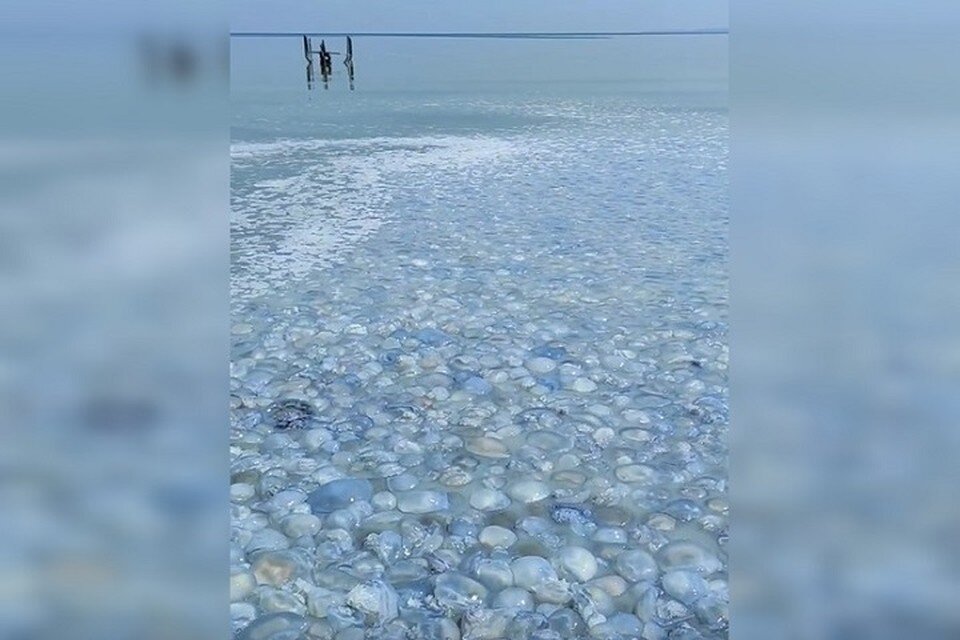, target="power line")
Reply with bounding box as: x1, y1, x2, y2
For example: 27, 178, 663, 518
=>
230, 30, 728, 39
